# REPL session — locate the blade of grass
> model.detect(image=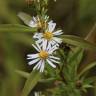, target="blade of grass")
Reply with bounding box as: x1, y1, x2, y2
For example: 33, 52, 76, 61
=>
0, 24, 37, 33
78, 62, 96, 78
62, 35, 96, 50
21, 70, 41, 96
